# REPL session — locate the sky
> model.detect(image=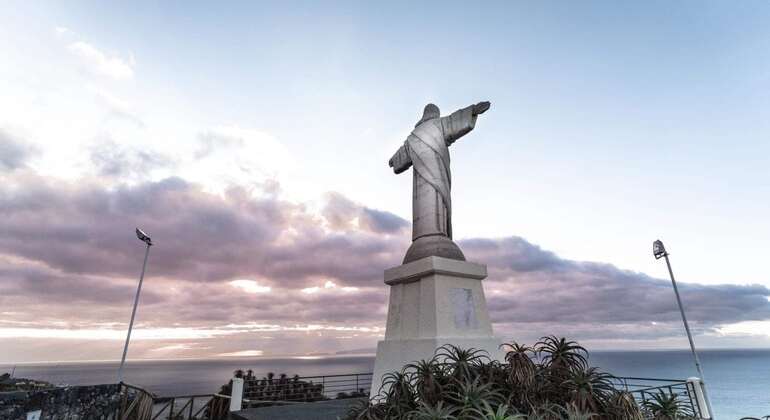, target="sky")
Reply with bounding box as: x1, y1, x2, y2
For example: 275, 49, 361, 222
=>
1, 0, 769, 363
